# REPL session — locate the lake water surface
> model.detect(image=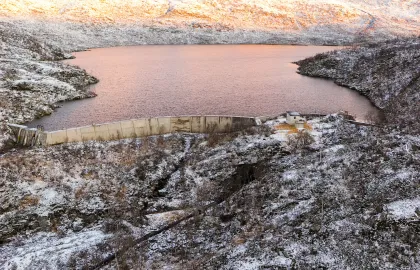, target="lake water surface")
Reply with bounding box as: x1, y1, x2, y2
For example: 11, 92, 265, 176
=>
29, 45, 377, 130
